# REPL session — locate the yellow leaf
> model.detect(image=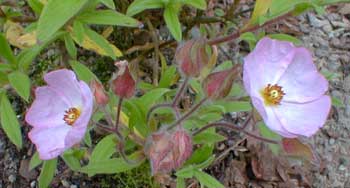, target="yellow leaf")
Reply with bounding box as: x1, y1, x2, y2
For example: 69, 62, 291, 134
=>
70, 30, 123, 57
4, 21, 37, 49
102, 26, 114, 39
244, 0, 272, 28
